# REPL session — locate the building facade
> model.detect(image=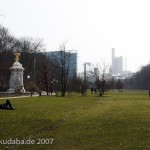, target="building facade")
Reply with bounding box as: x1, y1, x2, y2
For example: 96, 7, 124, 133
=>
111, 48, 127, 75
45, 51, 77, 78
